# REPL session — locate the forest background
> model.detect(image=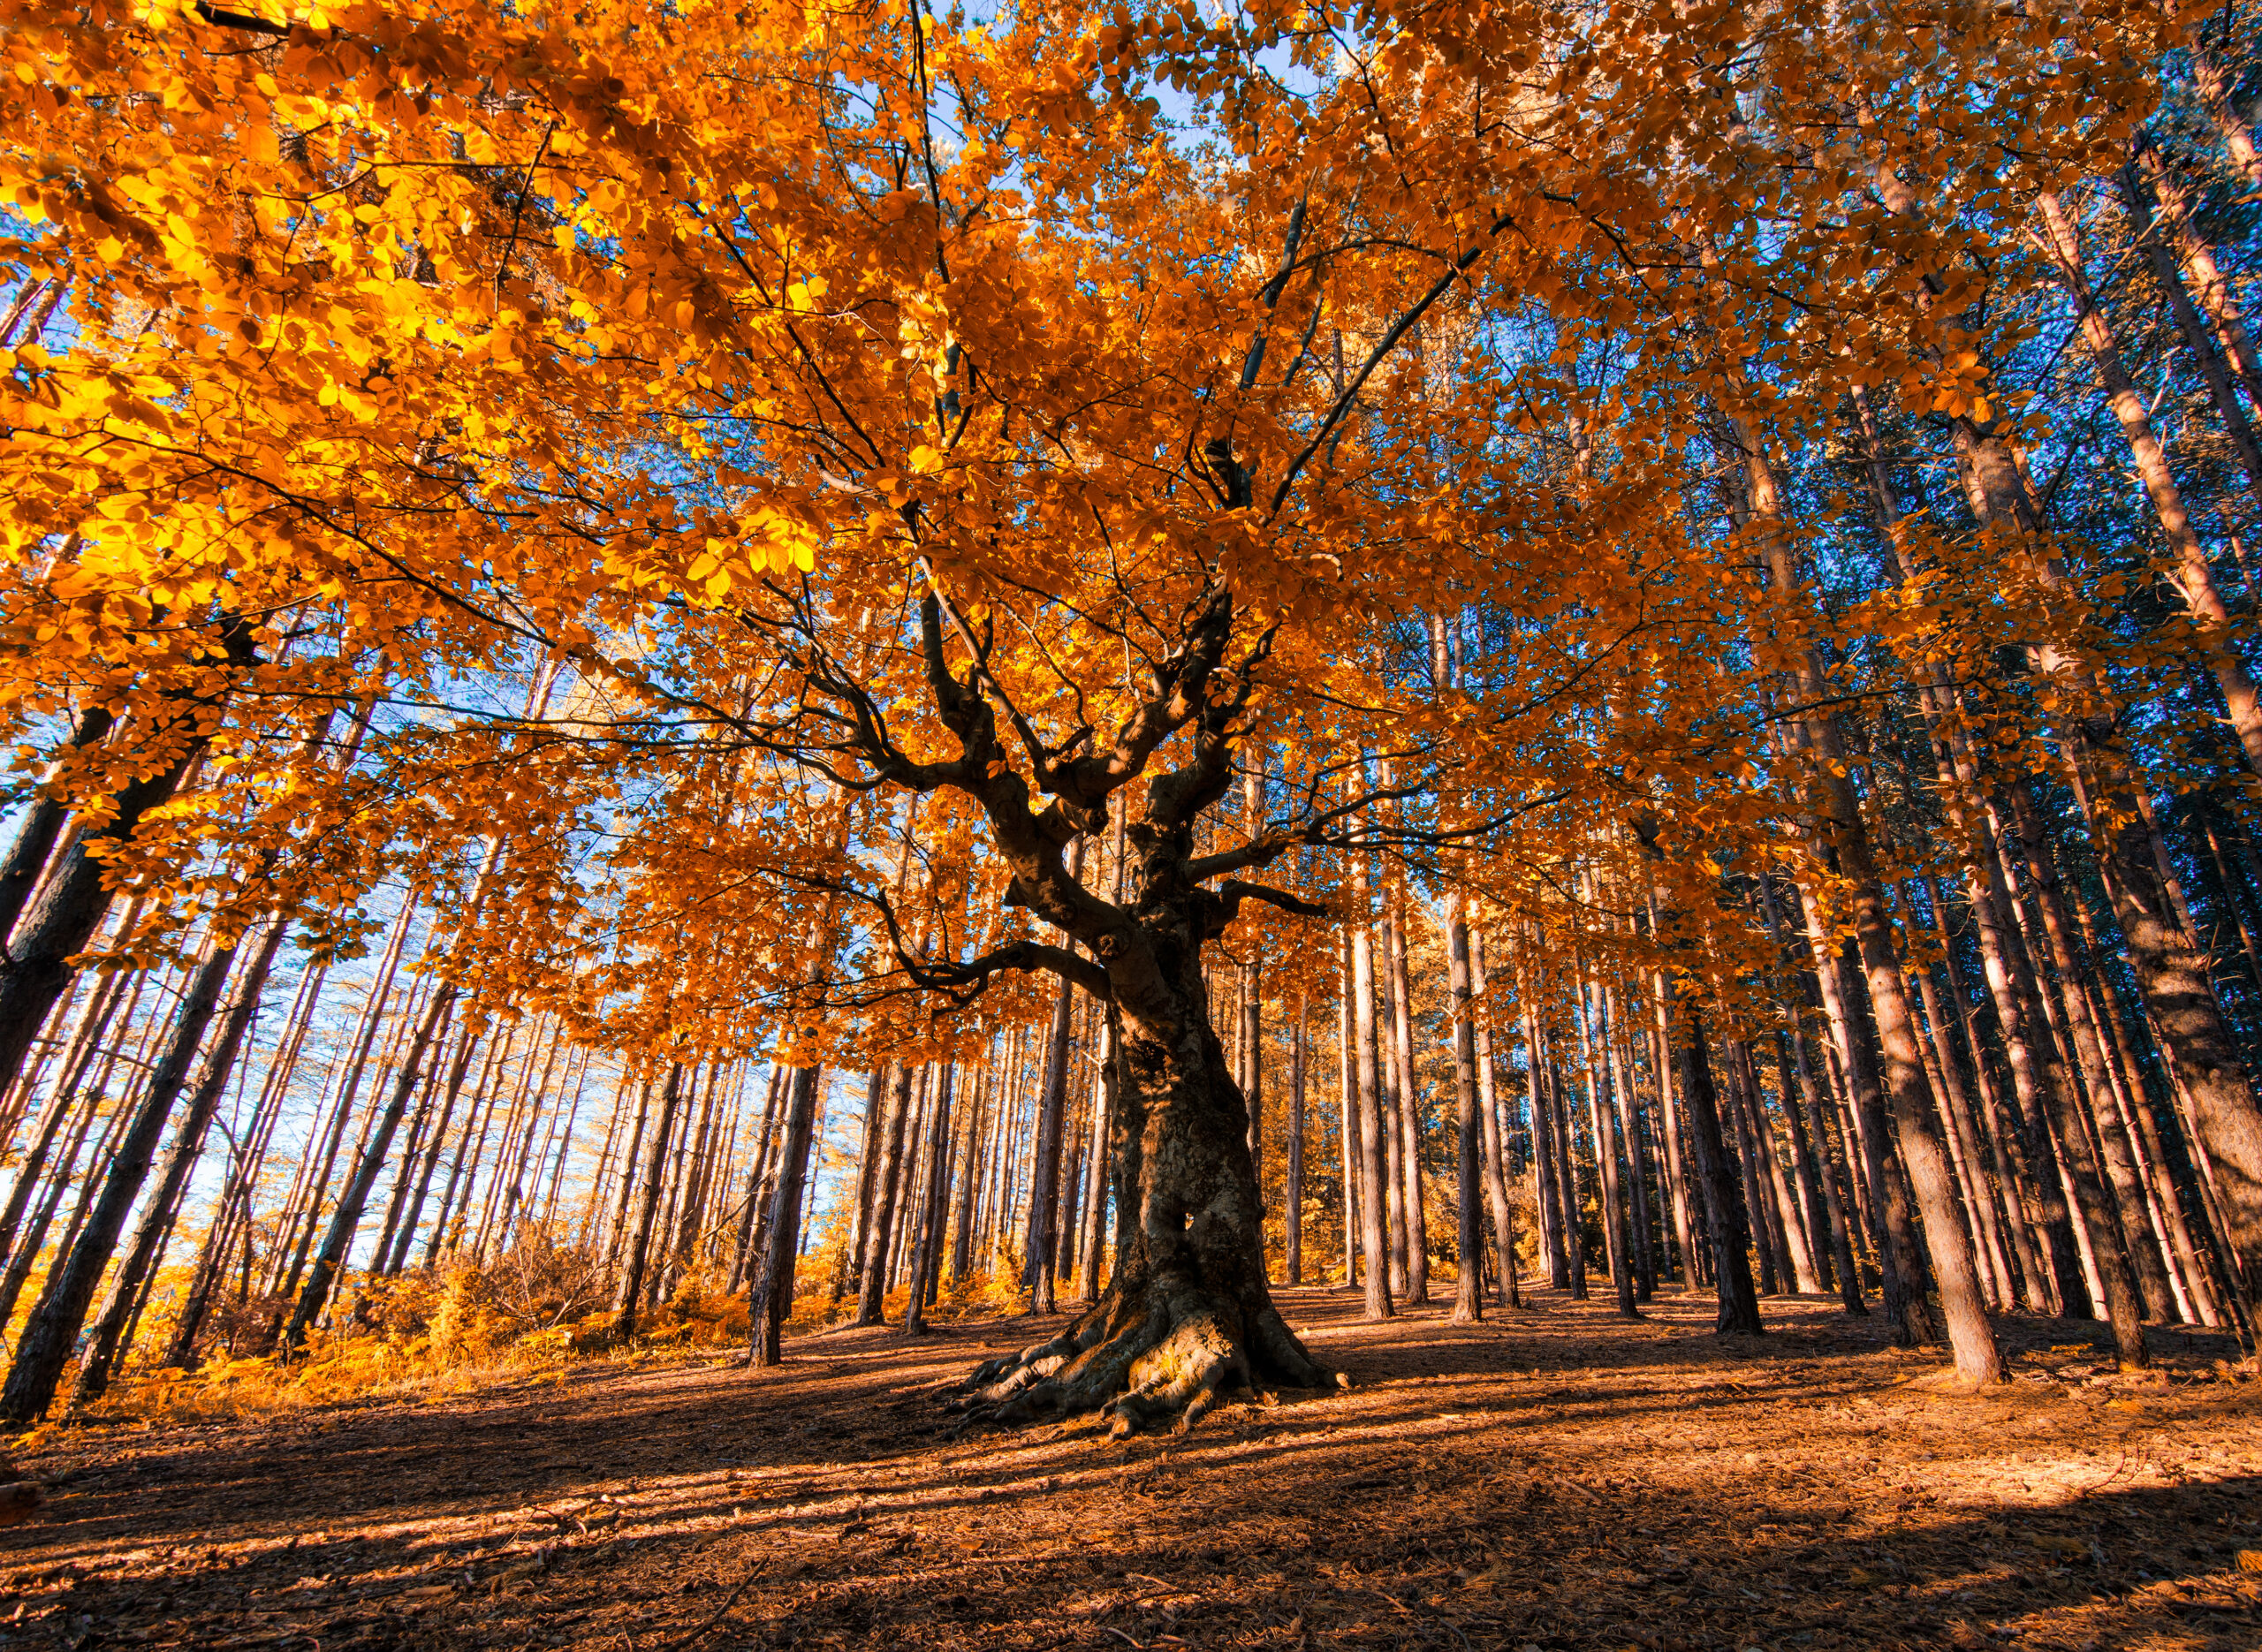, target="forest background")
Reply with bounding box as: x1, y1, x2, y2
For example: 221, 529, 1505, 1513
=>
0, 0, 2259, 1441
